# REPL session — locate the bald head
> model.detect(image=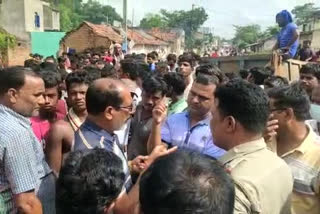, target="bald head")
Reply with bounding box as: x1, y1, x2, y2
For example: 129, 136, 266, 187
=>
86, 78, 131, 115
